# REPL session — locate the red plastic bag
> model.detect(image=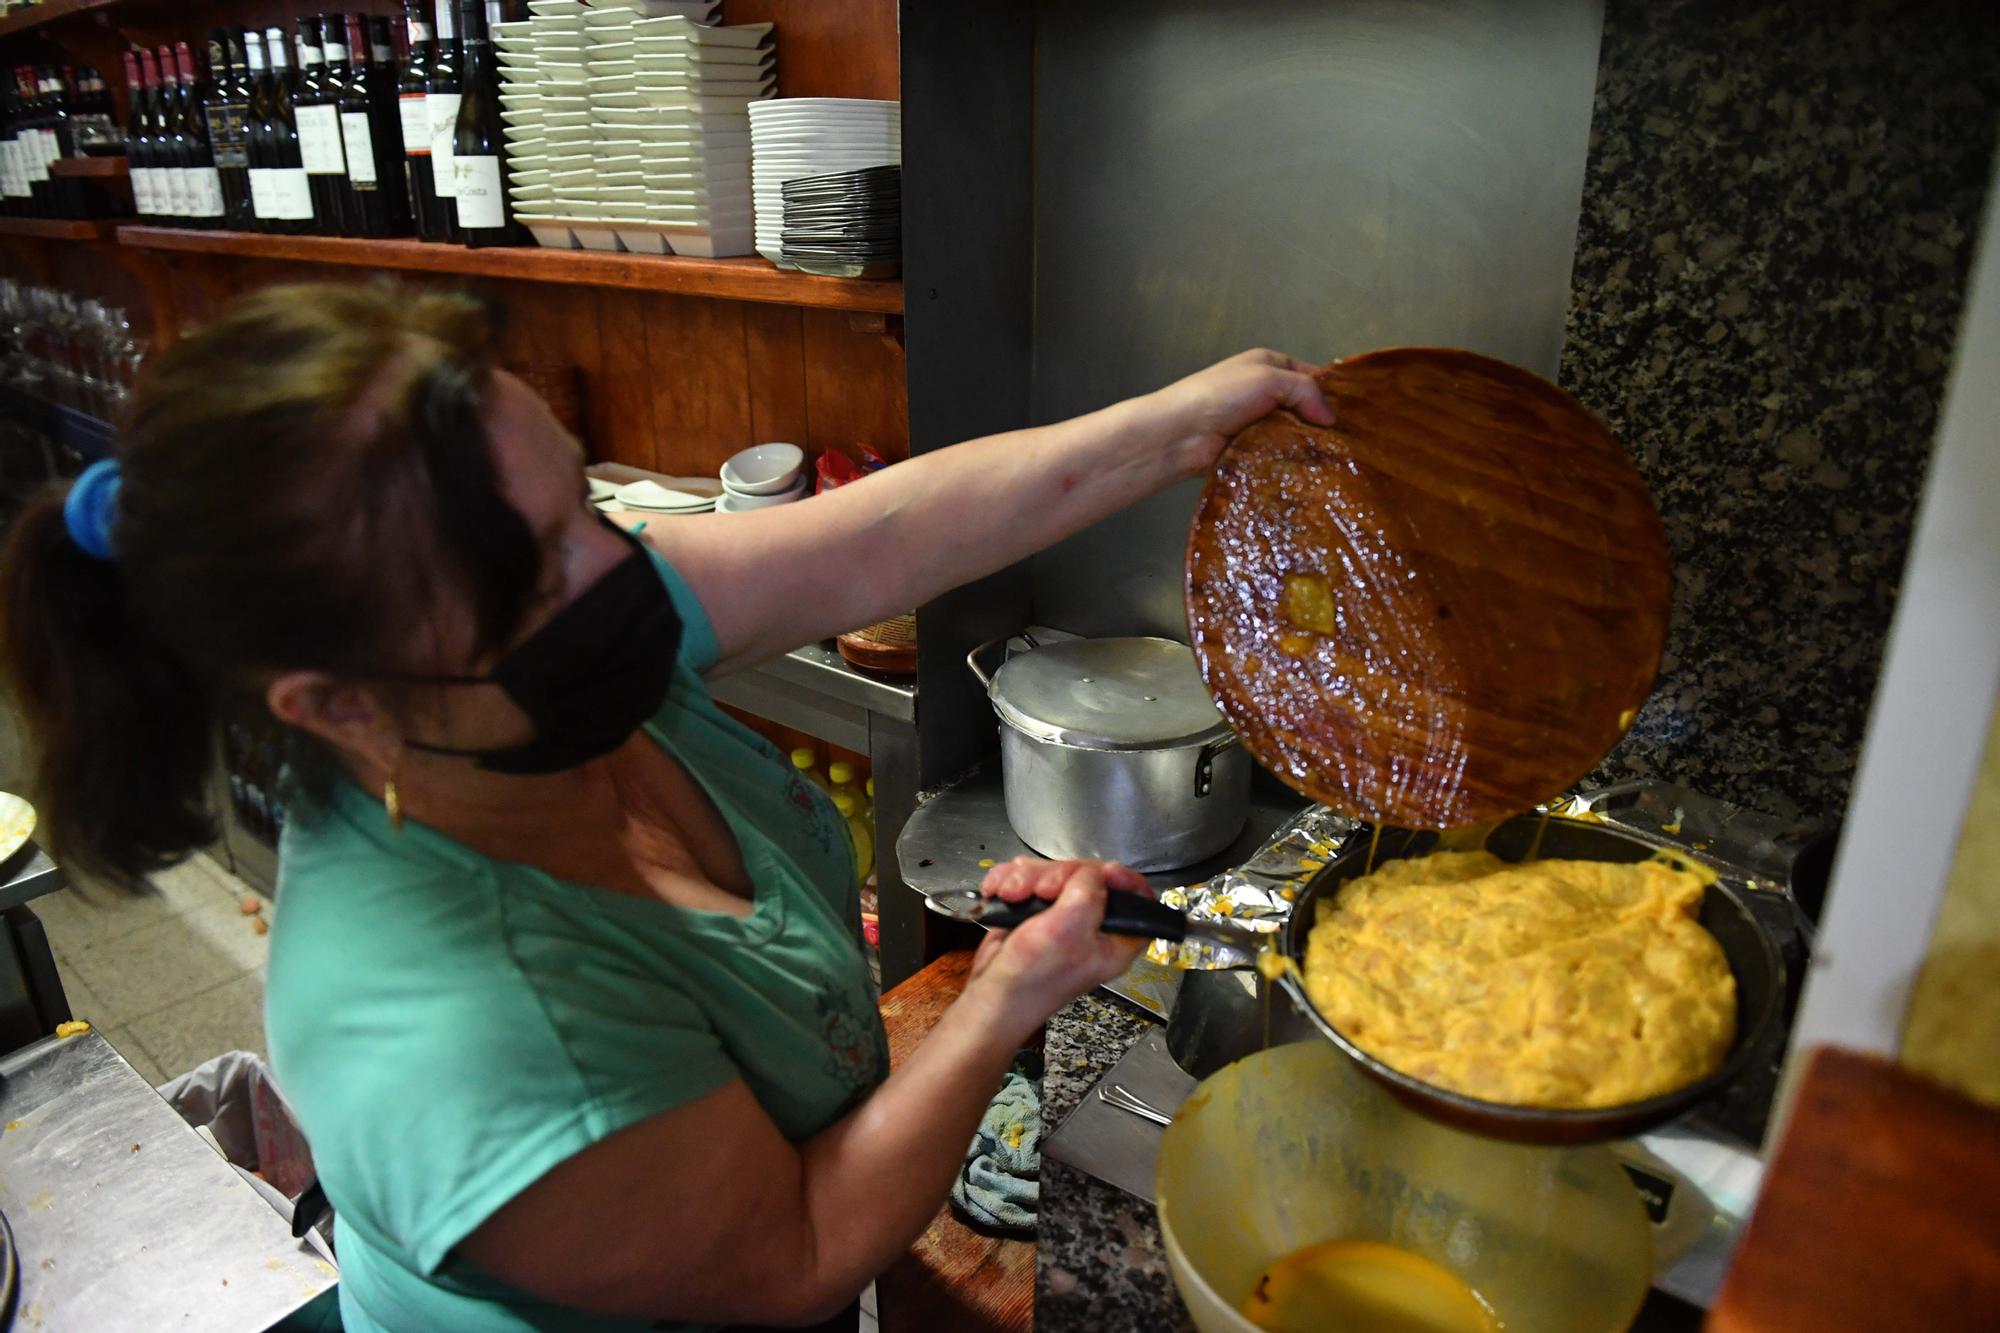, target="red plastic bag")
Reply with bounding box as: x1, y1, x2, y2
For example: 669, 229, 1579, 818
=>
816, 446, 891, 495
